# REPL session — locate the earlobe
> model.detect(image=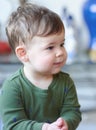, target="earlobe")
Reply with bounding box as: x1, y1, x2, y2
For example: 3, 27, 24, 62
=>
15, 46, 29, 62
